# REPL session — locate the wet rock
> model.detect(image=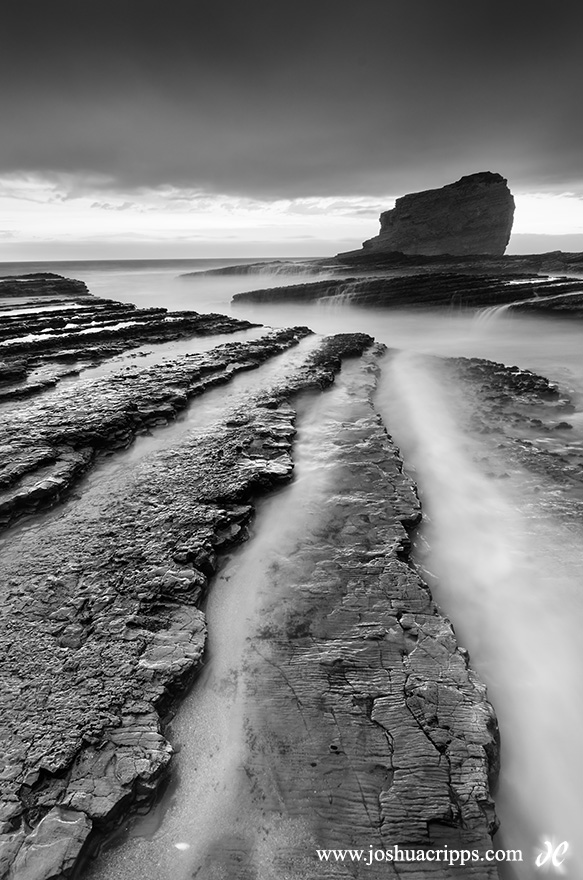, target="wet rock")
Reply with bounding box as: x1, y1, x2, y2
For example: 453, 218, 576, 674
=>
0, 332, 375, 878
7, 807, 91, 880
179, 259, 326, 278
0, 273, 89, 300
232, 272, 582, 311
235, 350, 500, 877
0, 274, 260, 394
429, 354, 583, 521
208, 245, 583, 279
0, 328, 314, 529
512, 290, 583, 318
